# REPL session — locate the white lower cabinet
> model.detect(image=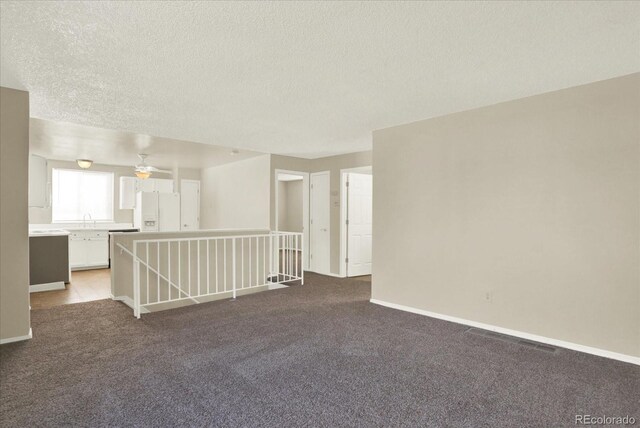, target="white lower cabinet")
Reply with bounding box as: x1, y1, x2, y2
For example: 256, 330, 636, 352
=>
69, 237, 85, 268
69, 231, 109, 270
